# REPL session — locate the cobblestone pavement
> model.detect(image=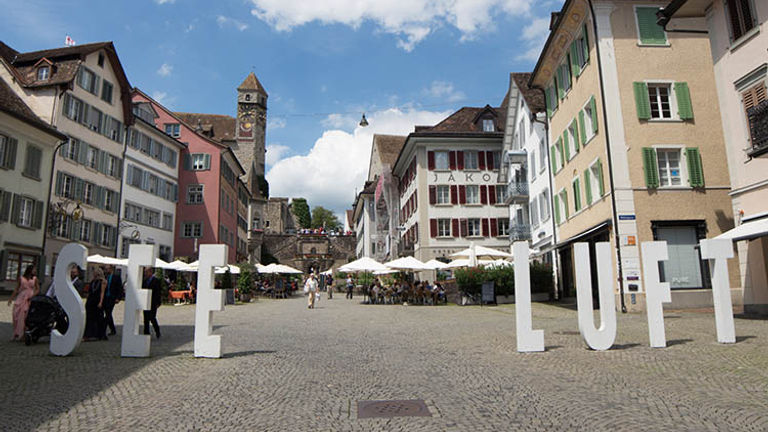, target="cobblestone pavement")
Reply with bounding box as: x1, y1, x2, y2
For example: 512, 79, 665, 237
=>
1, 294, 767, 431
